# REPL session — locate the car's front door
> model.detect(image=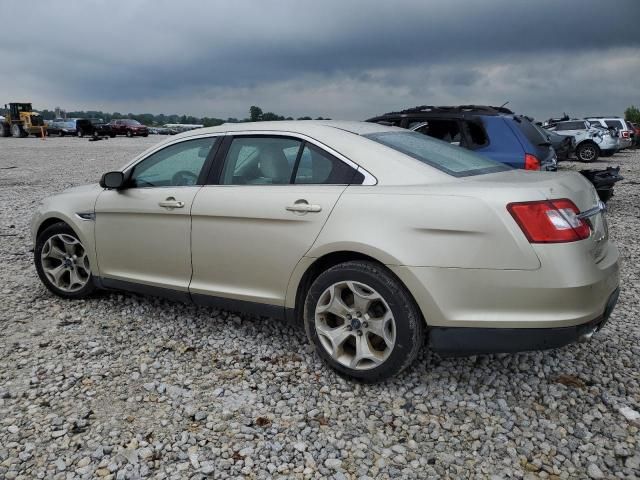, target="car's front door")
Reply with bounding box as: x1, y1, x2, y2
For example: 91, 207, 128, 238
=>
94, 136, 219, 295
189, 134, 363, 310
